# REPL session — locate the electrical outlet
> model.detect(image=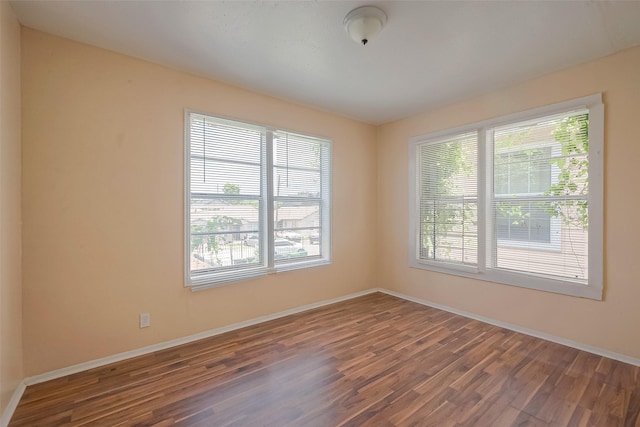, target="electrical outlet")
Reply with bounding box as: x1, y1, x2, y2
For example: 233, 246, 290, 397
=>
140, 313, 151, 328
